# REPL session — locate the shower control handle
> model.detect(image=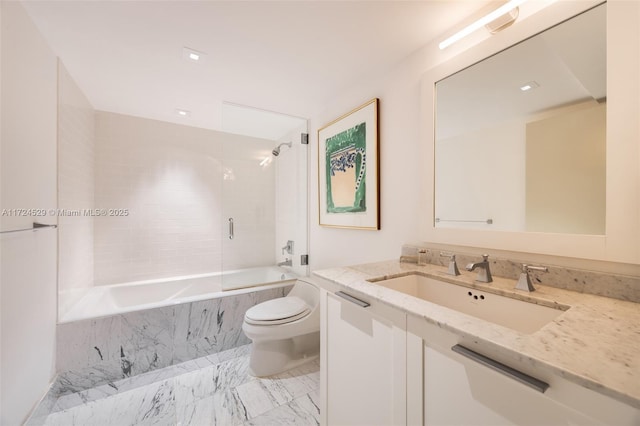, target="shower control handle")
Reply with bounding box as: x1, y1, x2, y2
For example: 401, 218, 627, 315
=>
282, 240, 294, 255
228, 218, 234, 240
